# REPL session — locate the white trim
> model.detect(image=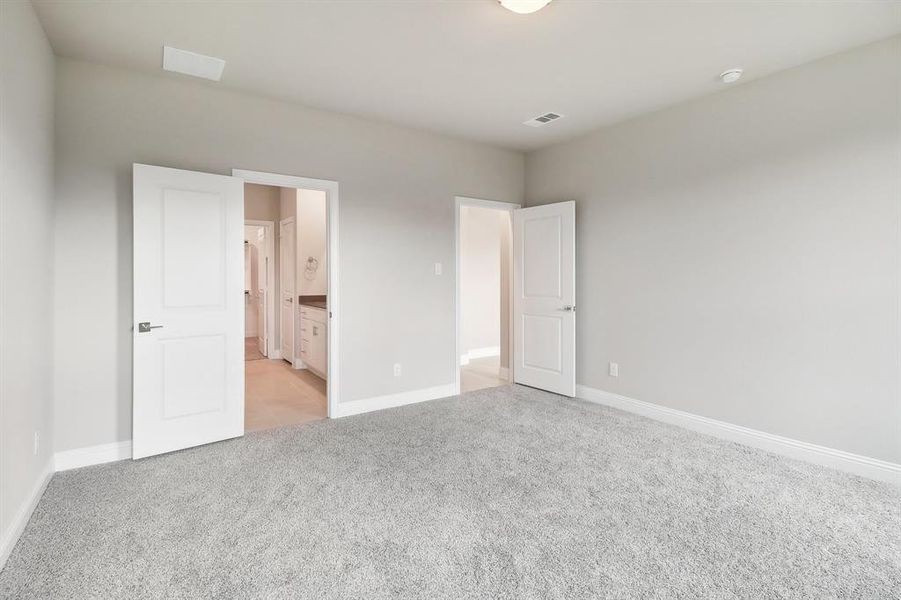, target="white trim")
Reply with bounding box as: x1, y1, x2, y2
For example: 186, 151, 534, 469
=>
468, 346, 500, 360
233, 169, 340, 419
332, 384, 456, 418
244, 219, 276, 358
499, 367, 510, 379
459, 346, 501, 366
455, 196, 518, 395
0, 460, 53, 570
54, 441, 133, 472
576, 385, 901, 486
